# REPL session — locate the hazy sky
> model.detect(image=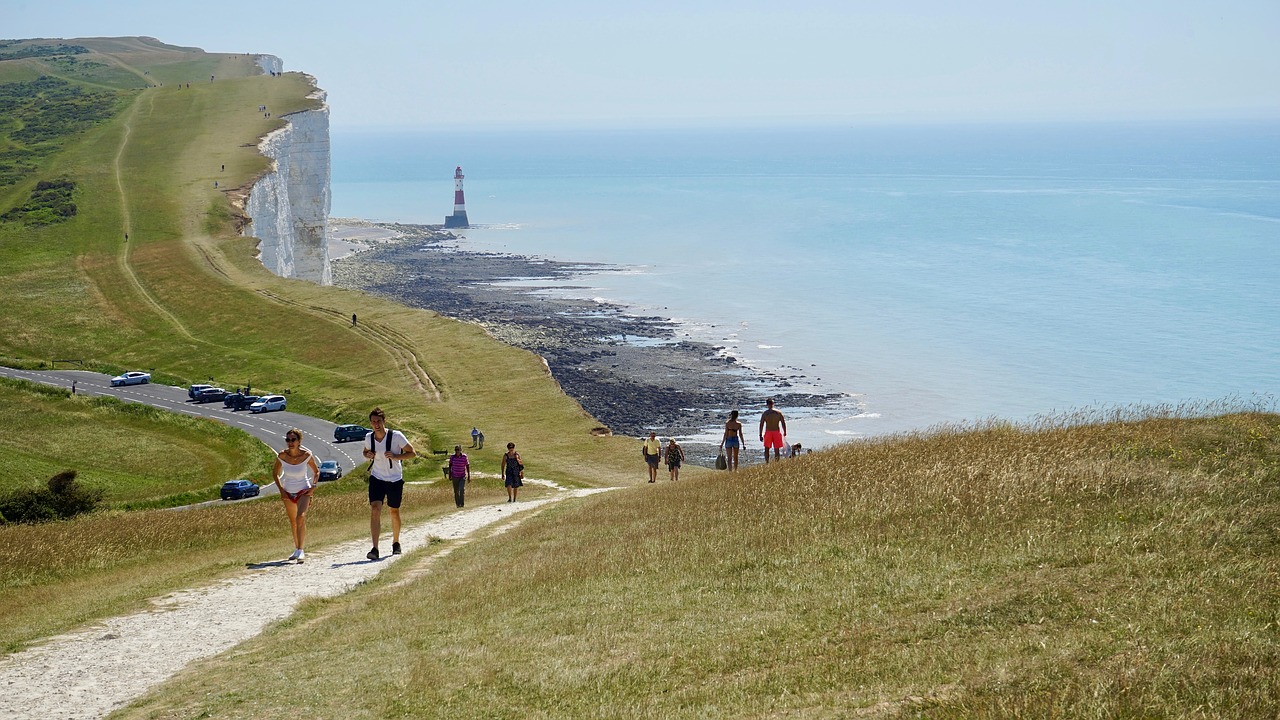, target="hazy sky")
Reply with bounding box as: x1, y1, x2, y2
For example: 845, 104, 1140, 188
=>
7, 0, 1280, 129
